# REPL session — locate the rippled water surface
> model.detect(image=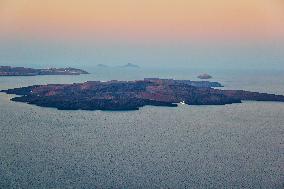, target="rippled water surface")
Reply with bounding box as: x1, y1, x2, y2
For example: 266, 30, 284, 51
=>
0, 69, 283, 188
